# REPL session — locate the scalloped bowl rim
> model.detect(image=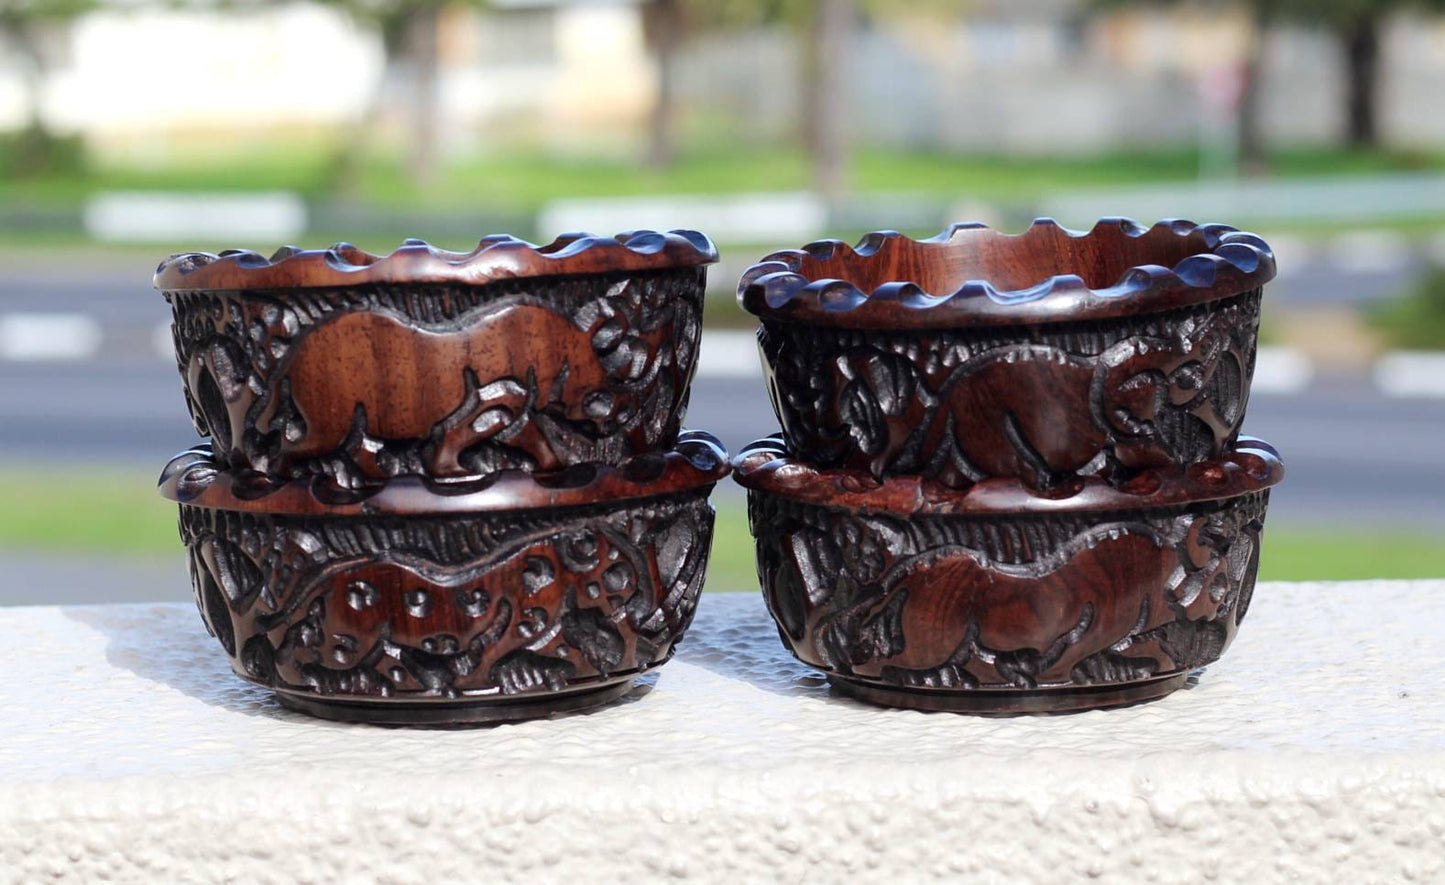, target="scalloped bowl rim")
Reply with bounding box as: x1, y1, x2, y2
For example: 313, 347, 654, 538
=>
733, 434, 1284, 516
160, 431, 732, 516
155, 229, 720, 292
737, 218, 1277, 327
